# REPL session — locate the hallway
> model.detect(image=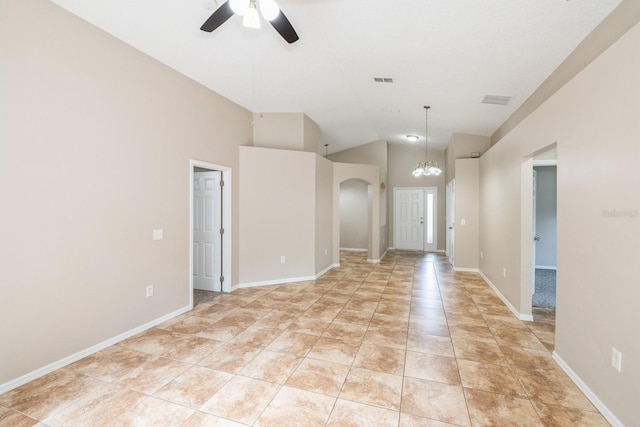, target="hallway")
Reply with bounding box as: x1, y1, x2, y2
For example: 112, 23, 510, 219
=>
0, 251, 607, 426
